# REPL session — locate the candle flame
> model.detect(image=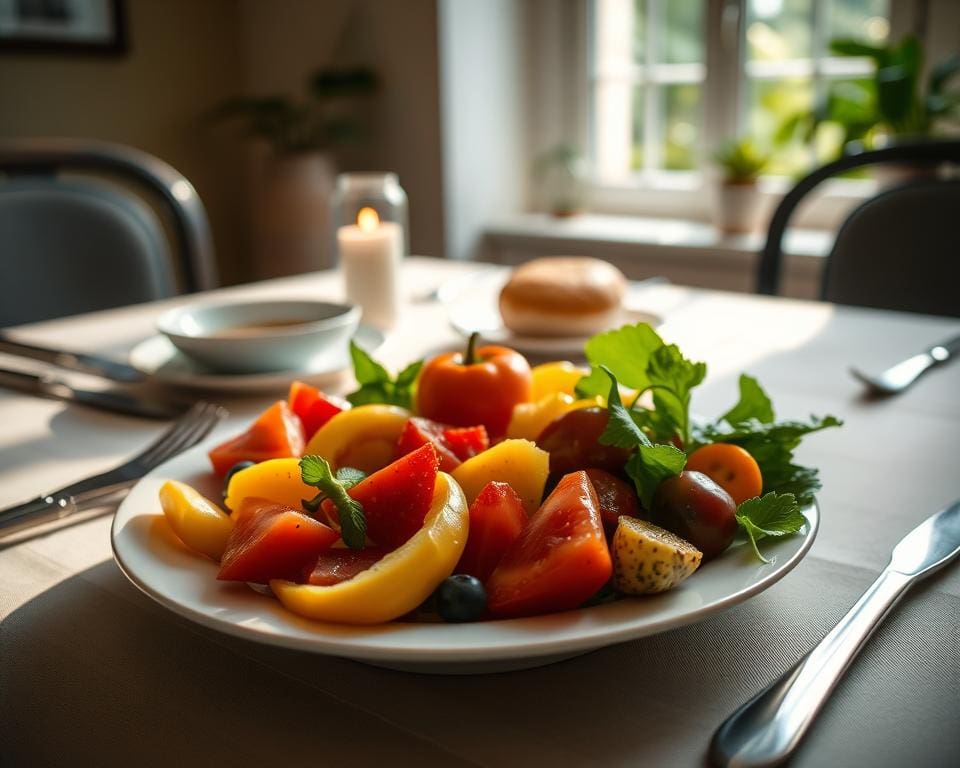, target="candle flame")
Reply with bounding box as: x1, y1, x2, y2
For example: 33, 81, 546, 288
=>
357, 207, 380, 232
